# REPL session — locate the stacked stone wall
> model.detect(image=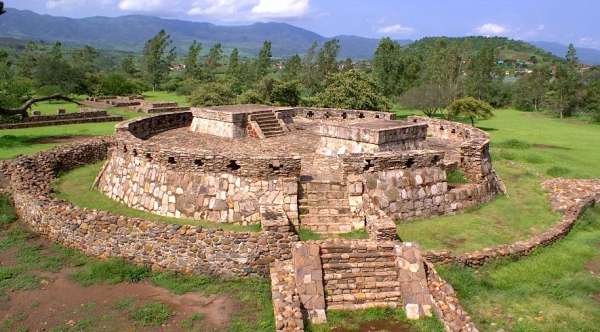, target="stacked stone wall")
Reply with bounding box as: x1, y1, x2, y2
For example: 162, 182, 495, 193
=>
291, 107, 395, 121
2, 140, 298, 278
